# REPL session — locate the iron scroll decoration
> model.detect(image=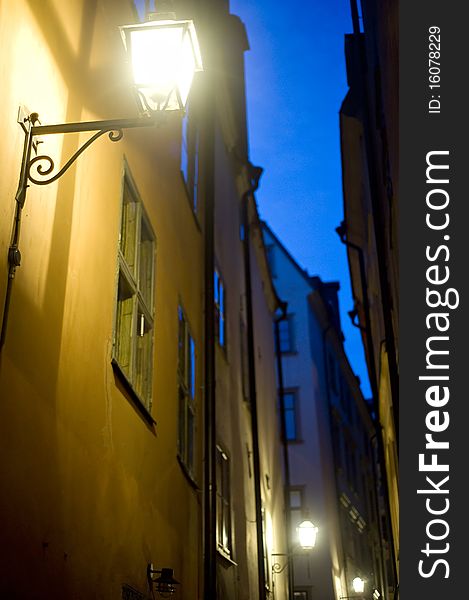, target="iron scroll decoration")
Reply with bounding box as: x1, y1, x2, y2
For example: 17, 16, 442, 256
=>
28, 127, 124, 186
0, 109, 161, 351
